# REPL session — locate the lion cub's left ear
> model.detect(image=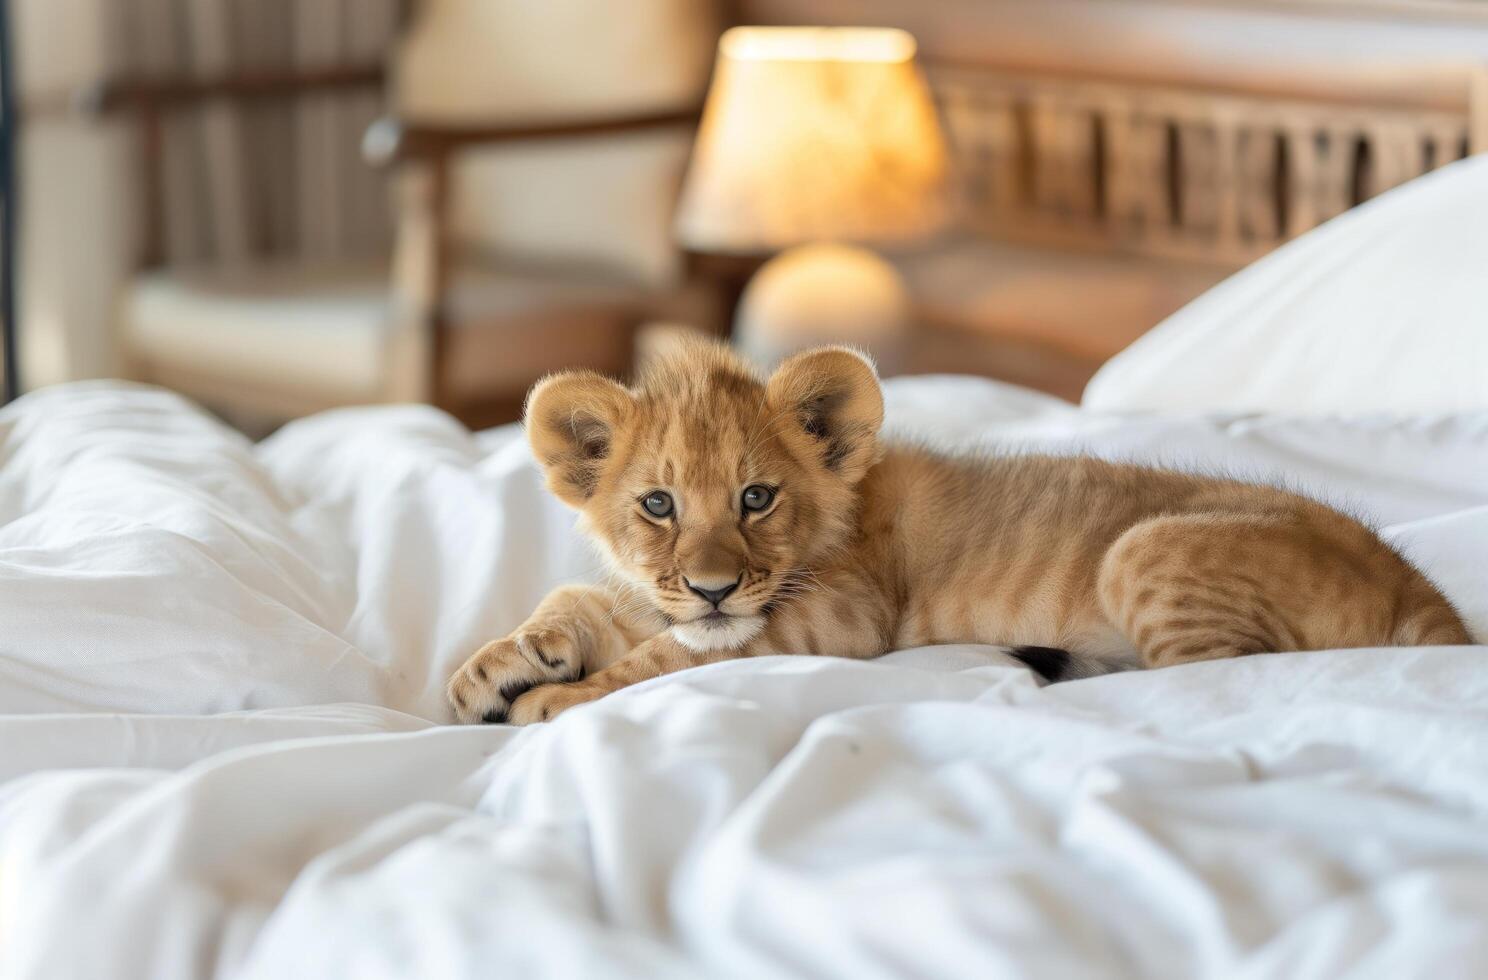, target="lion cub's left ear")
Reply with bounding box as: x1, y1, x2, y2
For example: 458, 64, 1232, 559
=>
525, 371, 634, 507
766, 347, 884, 484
